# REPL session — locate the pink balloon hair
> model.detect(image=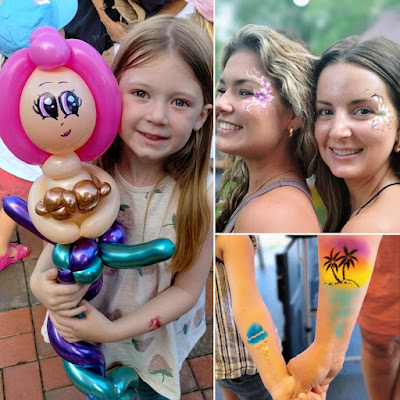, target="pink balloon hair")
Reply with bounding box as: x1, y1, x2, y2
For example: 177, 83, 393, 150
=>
0, 26, 121, 164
